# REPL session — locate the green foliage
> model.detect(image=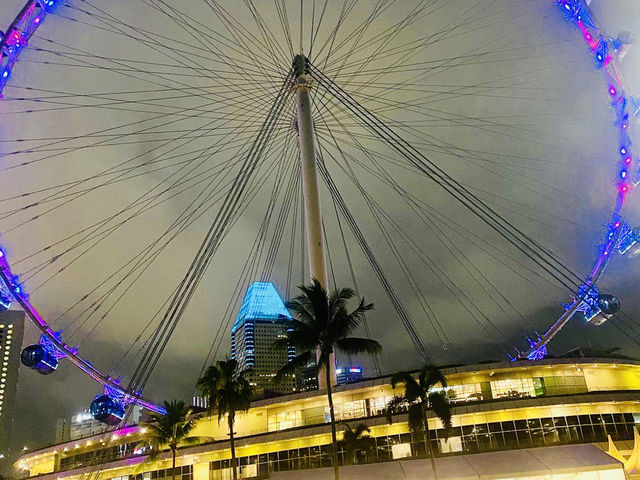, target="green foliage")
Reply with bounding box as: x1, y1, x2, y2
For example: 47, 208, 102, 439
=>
275, 278, 381, 374
197, 359, 253, 424
274, 279, 382, 480
140, 400, 200, 460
